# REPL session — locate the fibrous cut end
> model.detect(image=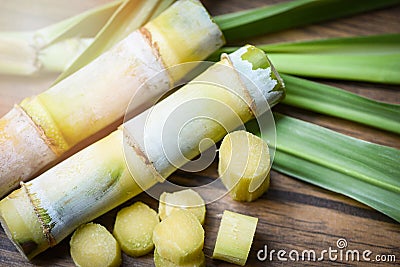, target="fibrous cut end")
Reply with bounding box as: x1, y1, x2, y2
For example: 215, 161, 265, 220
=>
212, 210, 258, 266
153, 209, 204, 264
159, 189, 206, 224
227, 45, 285, 111
154, 249, 205, 267
70, 223, 121, 267
113, 201, 159, 257
219, 130, 271, 202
